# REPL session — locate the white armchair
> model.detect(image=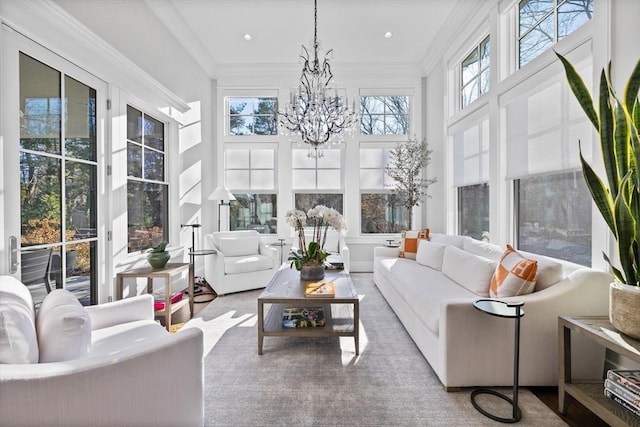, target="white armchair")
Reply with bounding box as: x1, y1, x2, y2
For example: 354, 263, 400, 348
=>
204, 230, 279, 295
0, 275, 204, 427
